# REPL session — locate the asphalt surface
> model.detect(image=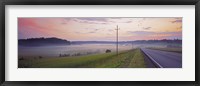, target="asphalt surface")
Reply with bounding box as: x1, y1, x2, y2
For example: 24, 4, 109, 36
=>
141, 48, 182, 68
